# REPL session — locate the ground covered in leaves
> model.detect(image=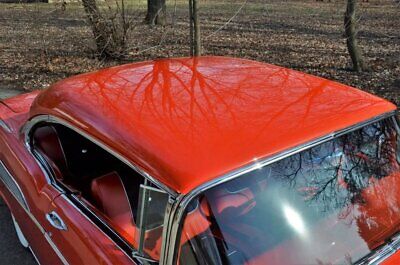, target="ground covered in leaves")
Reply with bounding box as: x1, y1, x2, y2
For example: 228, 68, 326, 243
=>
0, 0, 399, 104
